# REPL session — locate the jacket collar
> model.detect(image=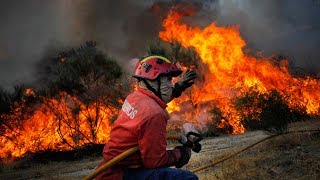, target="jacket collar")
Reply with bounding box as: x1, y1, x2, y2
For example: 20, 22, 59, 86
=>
137, 88, 167, 109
